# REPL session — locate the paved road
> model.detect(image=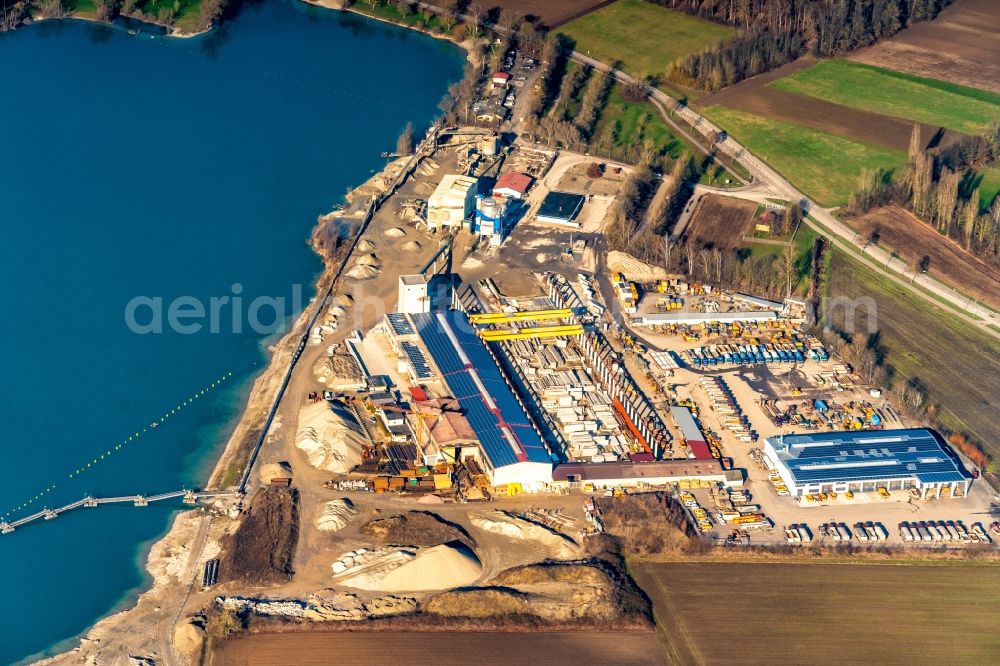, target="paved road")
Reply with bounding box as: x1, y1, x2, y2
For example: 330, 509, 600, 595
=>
372, 2, 1000, 335
568, 51, 1000, 335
